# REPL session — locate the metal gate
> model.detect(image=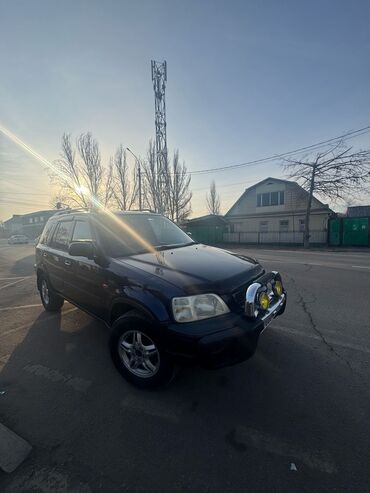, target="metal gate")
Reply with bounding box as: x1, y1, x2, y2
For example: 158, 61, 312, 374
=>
329, 219, 341, 246
187, 225, 225, 245
342, 218, 369, 246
